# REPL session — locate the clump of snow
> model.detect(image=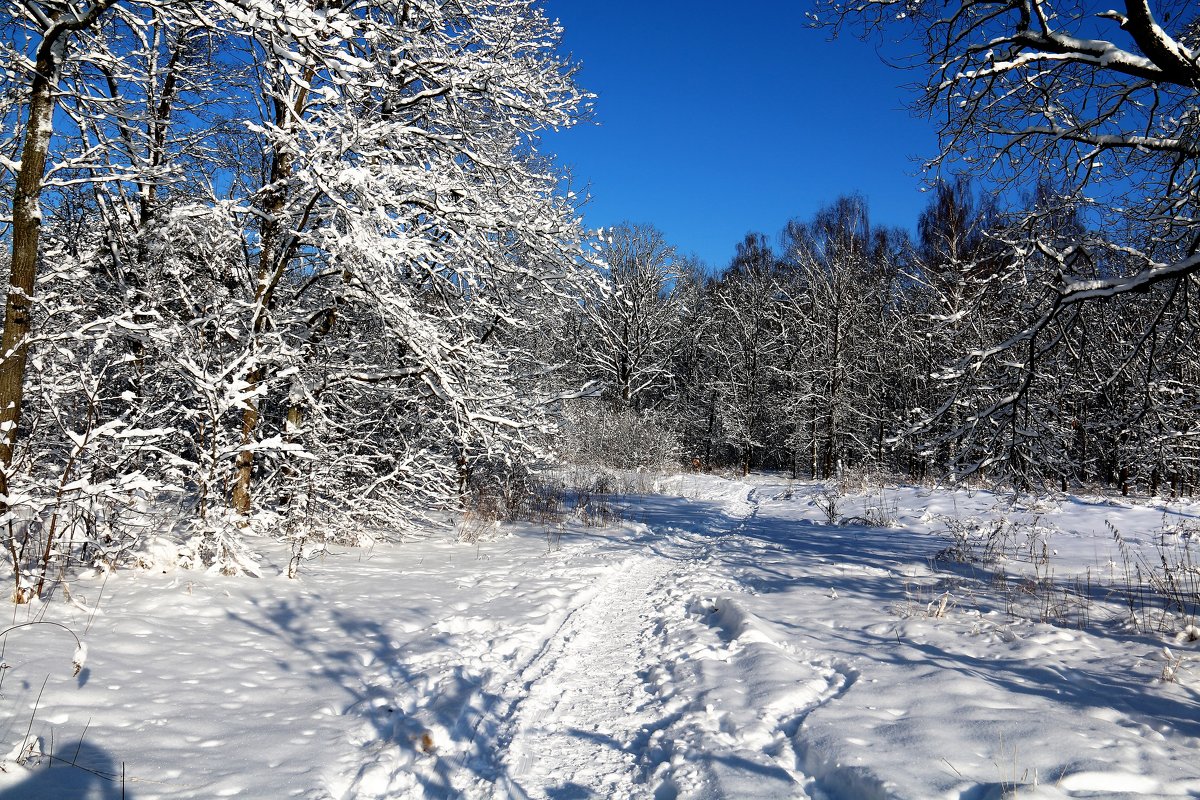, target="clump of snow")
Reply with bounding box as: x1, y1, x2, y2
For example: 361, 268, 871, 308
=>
71, 641, 87, 677
132, 535, 182, 573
